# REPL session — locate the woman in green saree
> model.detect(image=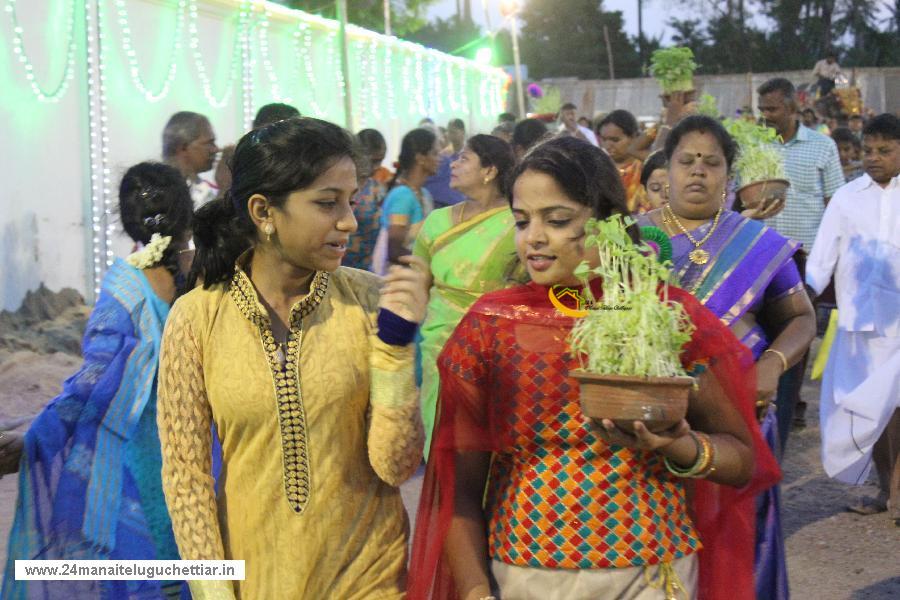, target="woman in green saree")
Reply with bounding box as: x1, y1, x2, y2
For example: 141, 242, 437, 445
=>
414, 134, 524, 452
